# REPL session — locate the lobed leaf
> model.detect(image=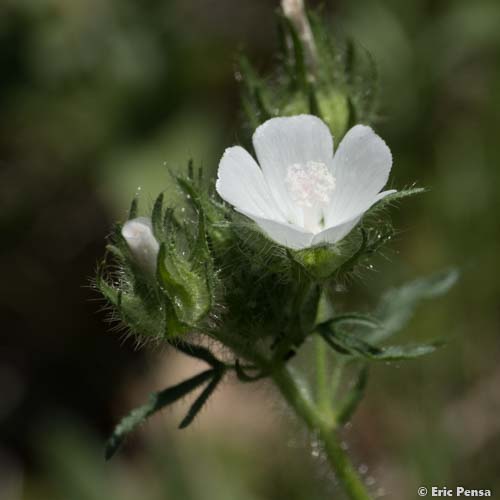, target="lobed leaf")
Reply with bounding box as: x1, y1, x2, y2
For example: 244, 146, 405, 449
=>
178, 367, 225, 429
319, 325, 442, 362
105, 369, 215, 459
369, 268, 459, 343
170, 340, 223, 368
